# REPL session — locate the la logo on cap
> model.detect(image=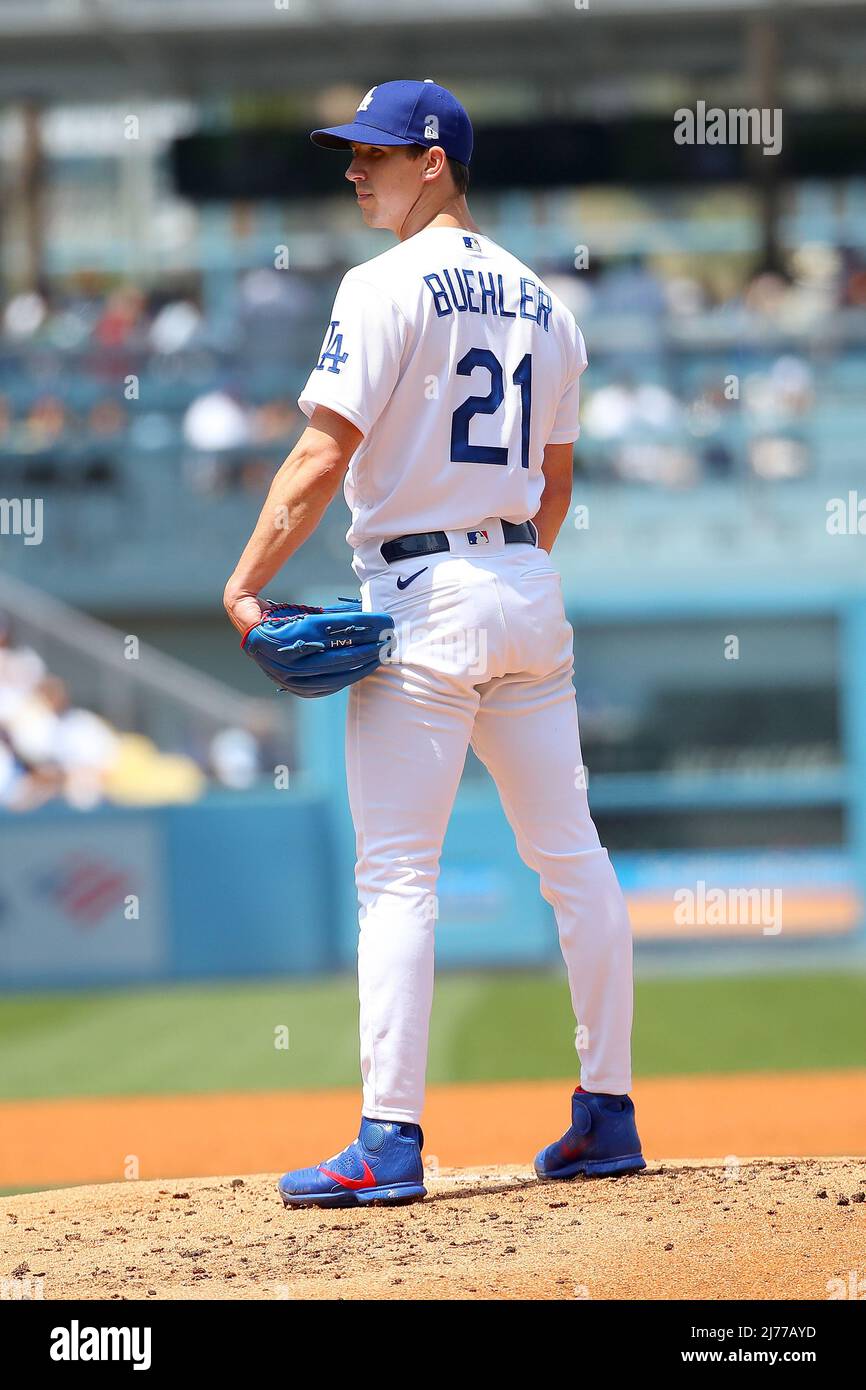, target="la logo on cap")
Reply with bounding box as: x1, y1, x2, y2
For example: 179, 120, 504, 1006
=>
357, 87, 377, 111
